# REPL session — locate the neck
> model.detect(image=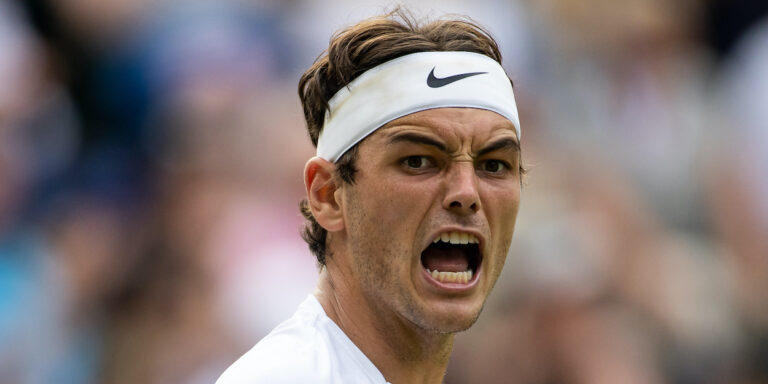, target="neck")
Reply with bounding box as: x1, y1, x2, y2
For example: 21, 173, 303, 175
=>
315, 264, 454, 384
